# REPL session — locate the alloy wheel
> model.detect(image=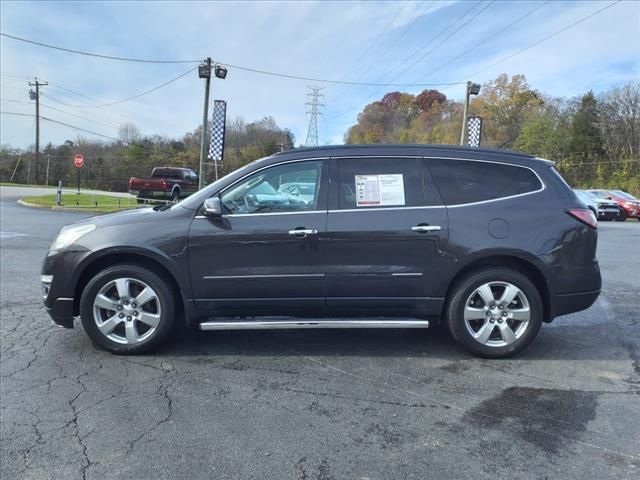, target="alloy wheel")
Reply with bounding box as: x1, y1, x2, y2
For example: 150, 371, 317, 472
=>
463, 281, 531, 347
92, 277, 161, 345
